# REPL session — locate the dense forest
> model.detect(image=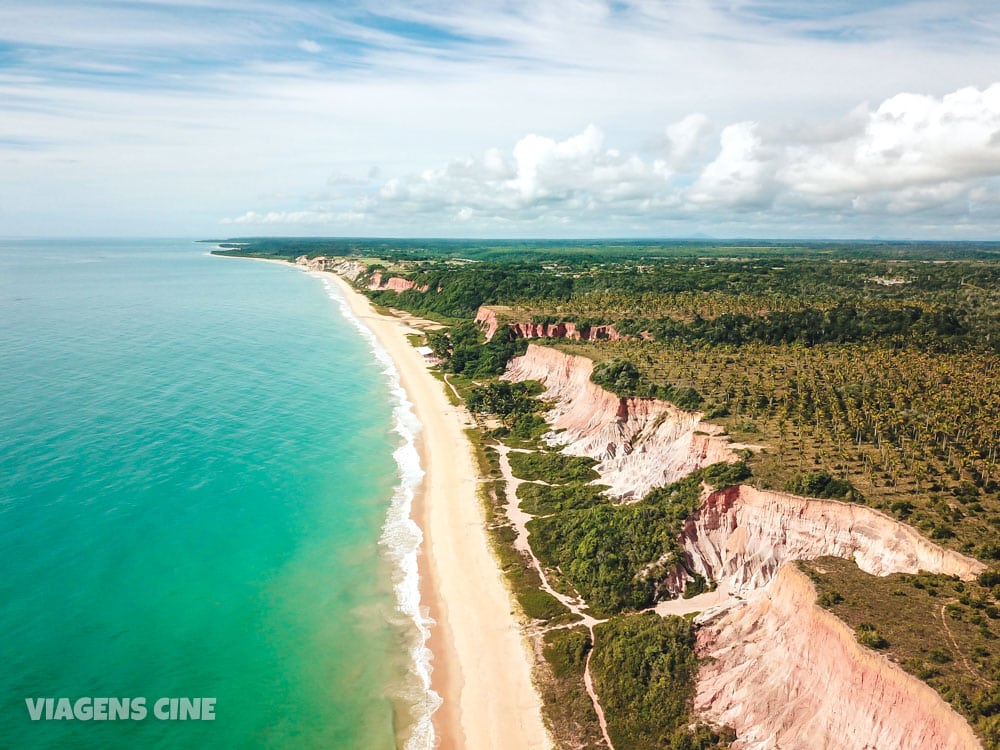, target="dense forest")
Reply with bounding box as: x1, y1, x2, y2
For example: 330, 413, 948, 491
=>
213, 238, 1000, 351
